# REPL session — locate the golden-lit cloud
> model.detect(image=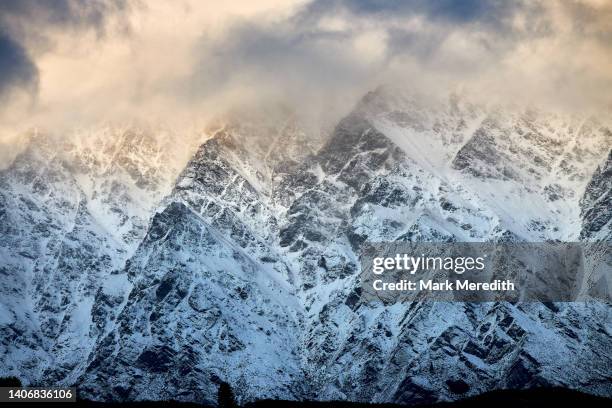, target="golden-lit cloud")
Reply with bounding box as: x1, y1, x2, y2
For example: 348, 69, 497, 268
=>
1, 0, 611, 136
